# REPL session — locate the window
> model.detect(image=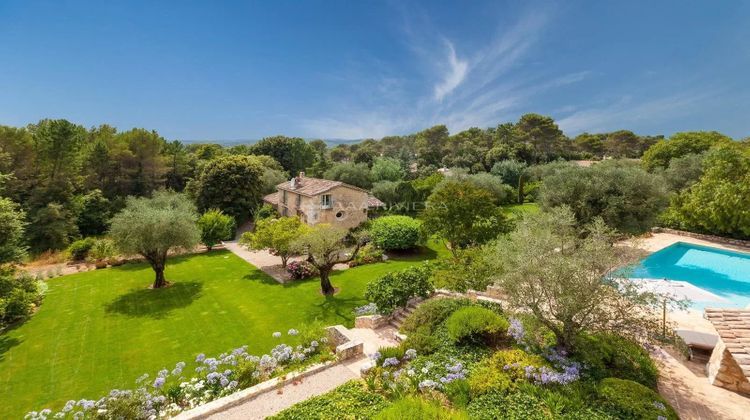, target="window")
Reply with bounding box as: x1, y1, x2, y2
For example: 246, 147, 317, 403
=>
282, 190, 287, 205
335, 211, 345, 220
321, 194, 332, 208
296, 194, 301, 207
